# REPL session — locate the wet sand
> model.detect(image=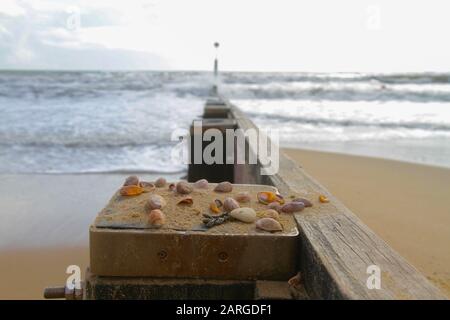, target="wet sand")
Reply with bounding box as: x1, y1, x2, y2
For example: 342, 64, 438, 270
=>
0, 152, 449, 299
0, 247, 88, 299
284, 148, 450, 297
0, 173, 179, 300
